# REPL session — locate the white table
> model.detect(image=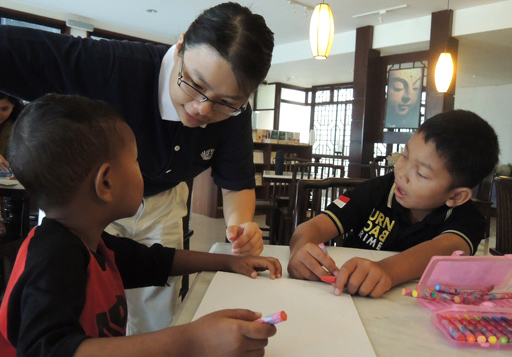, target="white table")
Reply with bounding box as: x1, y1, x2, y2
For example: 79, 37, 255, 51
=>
172, 243, 510, 356
262, 170, 293, 180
